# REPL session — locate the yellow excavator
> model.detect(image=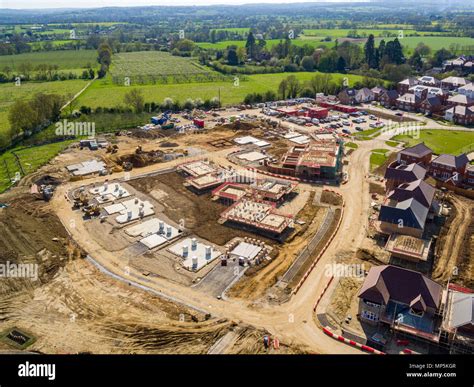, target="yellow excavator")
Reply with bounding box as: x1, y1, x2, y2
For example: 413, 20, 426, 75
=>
83, 204, 101, 217
73, 192, 90, 209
